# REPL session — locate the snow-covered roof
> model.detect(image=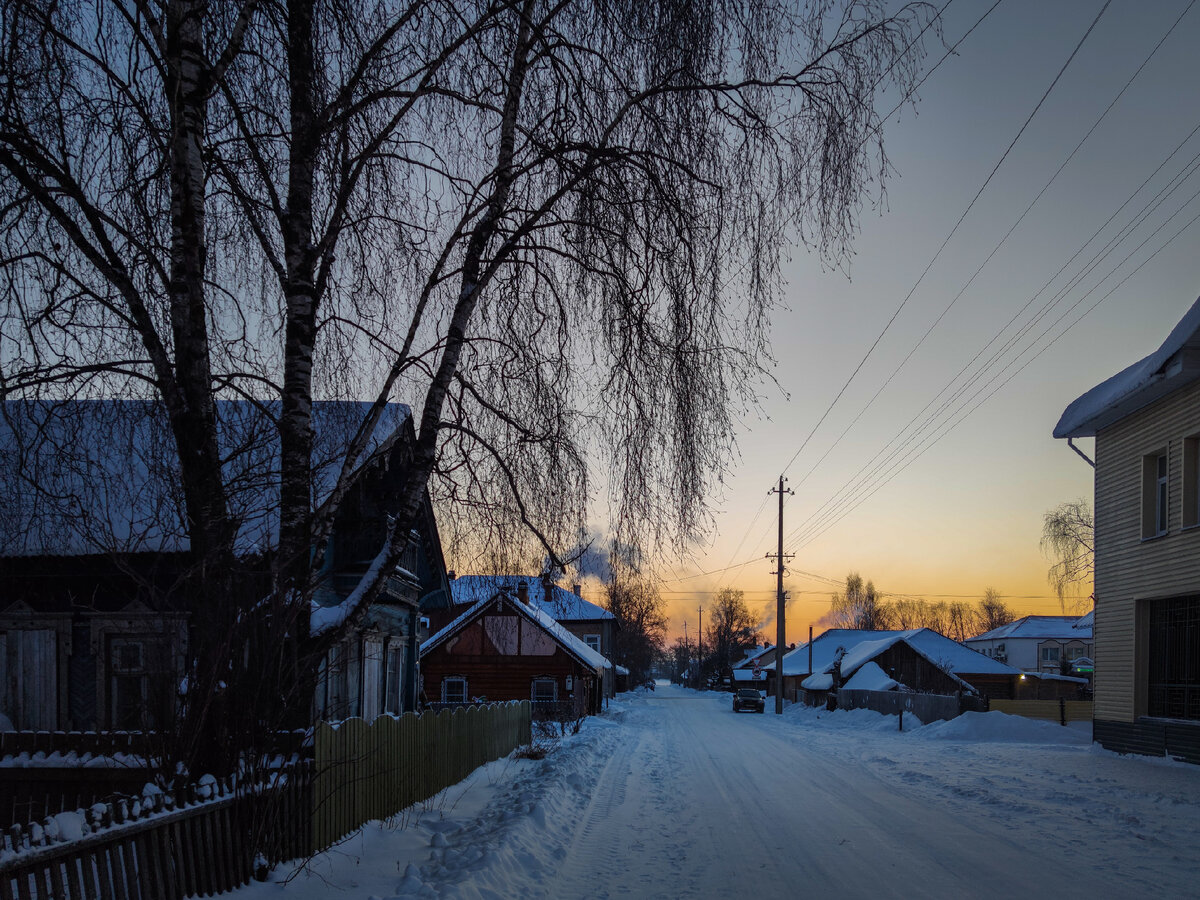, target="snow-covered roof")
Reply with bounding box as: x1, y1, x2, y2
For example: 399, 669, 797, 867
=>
771, 628, 1019, 680
1055, 295, 1200, 438
0, 399, 410, 557
449, 575, 614, 621
842, 661, 898, 692
732, 645, 778, 669
421, 584, 608, 672
966, 615, 1090, 642
1073, 610, 1094, 630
